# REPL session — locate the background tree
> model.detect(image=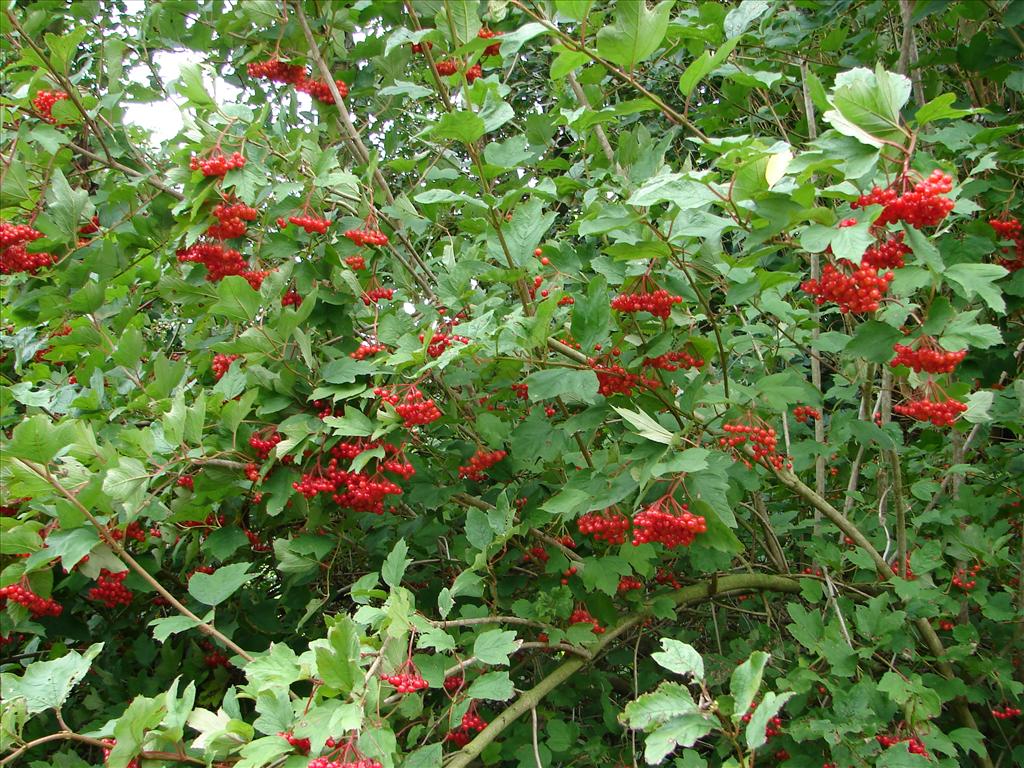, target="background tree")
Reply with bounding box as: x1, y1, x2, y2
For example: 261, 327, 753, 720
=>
1, 1, 1022, 768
